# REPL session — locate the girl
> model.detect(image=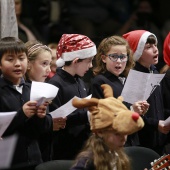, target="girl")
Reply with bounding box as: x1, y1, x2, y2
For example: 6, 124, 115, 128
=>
71, 84, 144, 170
91, 35, 149, 146
25, 40, 66, 161
25, 40, 52, 82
